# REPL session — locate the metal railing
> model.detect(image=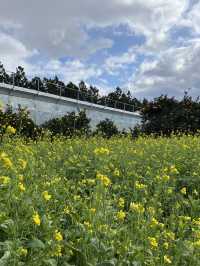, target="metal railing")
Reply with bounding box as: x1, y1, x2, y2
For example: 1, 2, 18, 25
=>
0, 68, 135, 112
